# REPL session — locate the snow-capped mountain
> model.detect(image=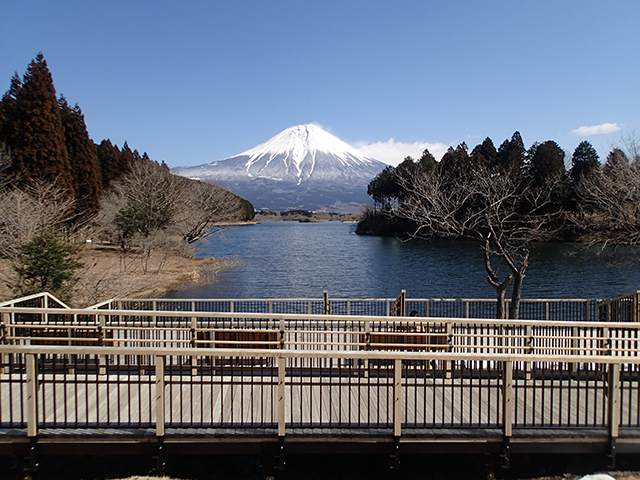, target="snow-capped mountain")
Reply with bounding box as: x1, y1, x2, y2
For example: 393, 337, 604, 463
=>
173, 124, 387, 212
